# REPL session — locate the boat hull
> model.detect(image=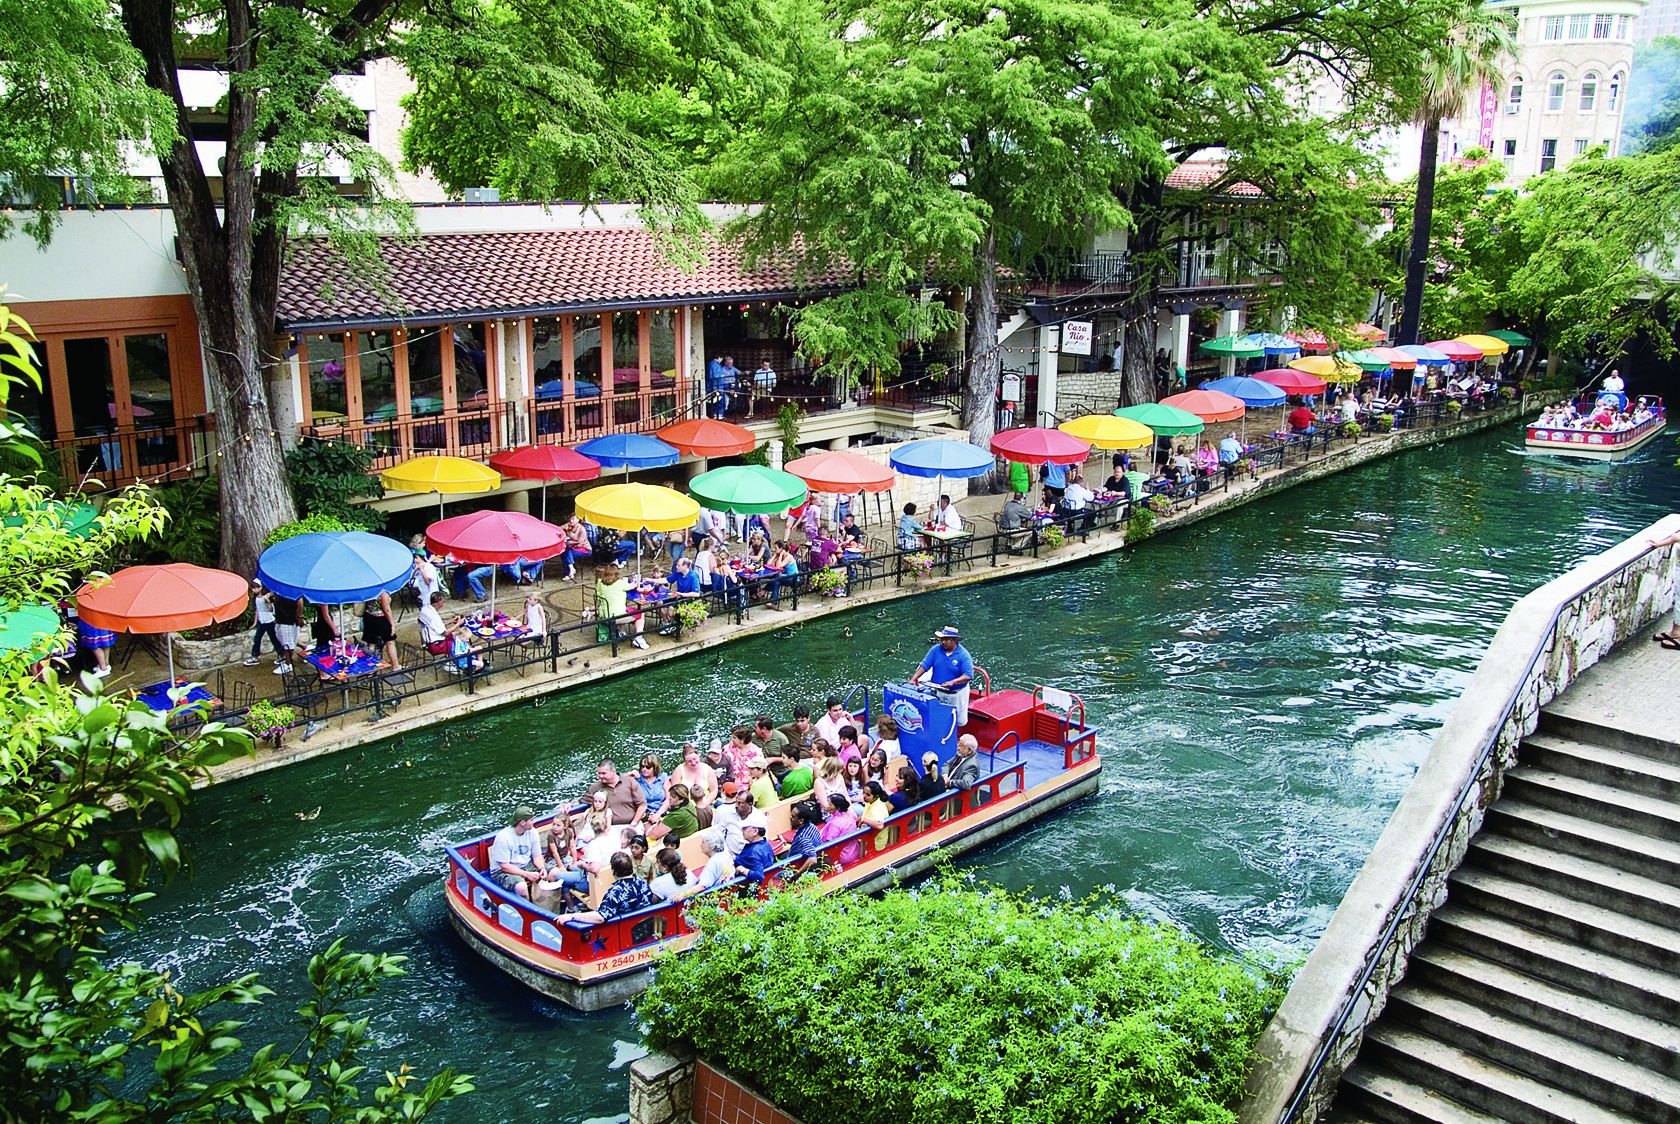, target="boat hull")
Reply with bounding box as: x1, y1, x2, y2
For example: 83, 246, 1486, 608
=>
1524, 420, 1667, 461
444, 753, 1102, 1011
